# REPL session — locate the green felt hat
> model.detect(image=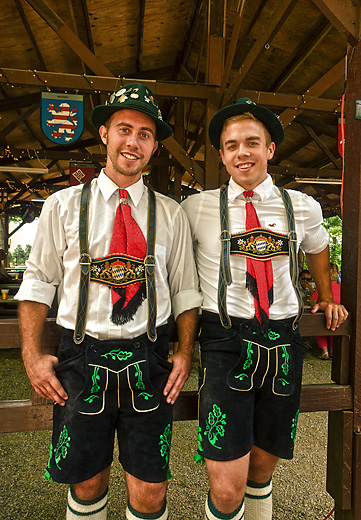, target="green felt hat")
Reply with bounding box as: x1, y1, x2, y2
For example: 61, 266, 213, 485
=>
91, 82, 172, 141
208, 97, 284, 150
